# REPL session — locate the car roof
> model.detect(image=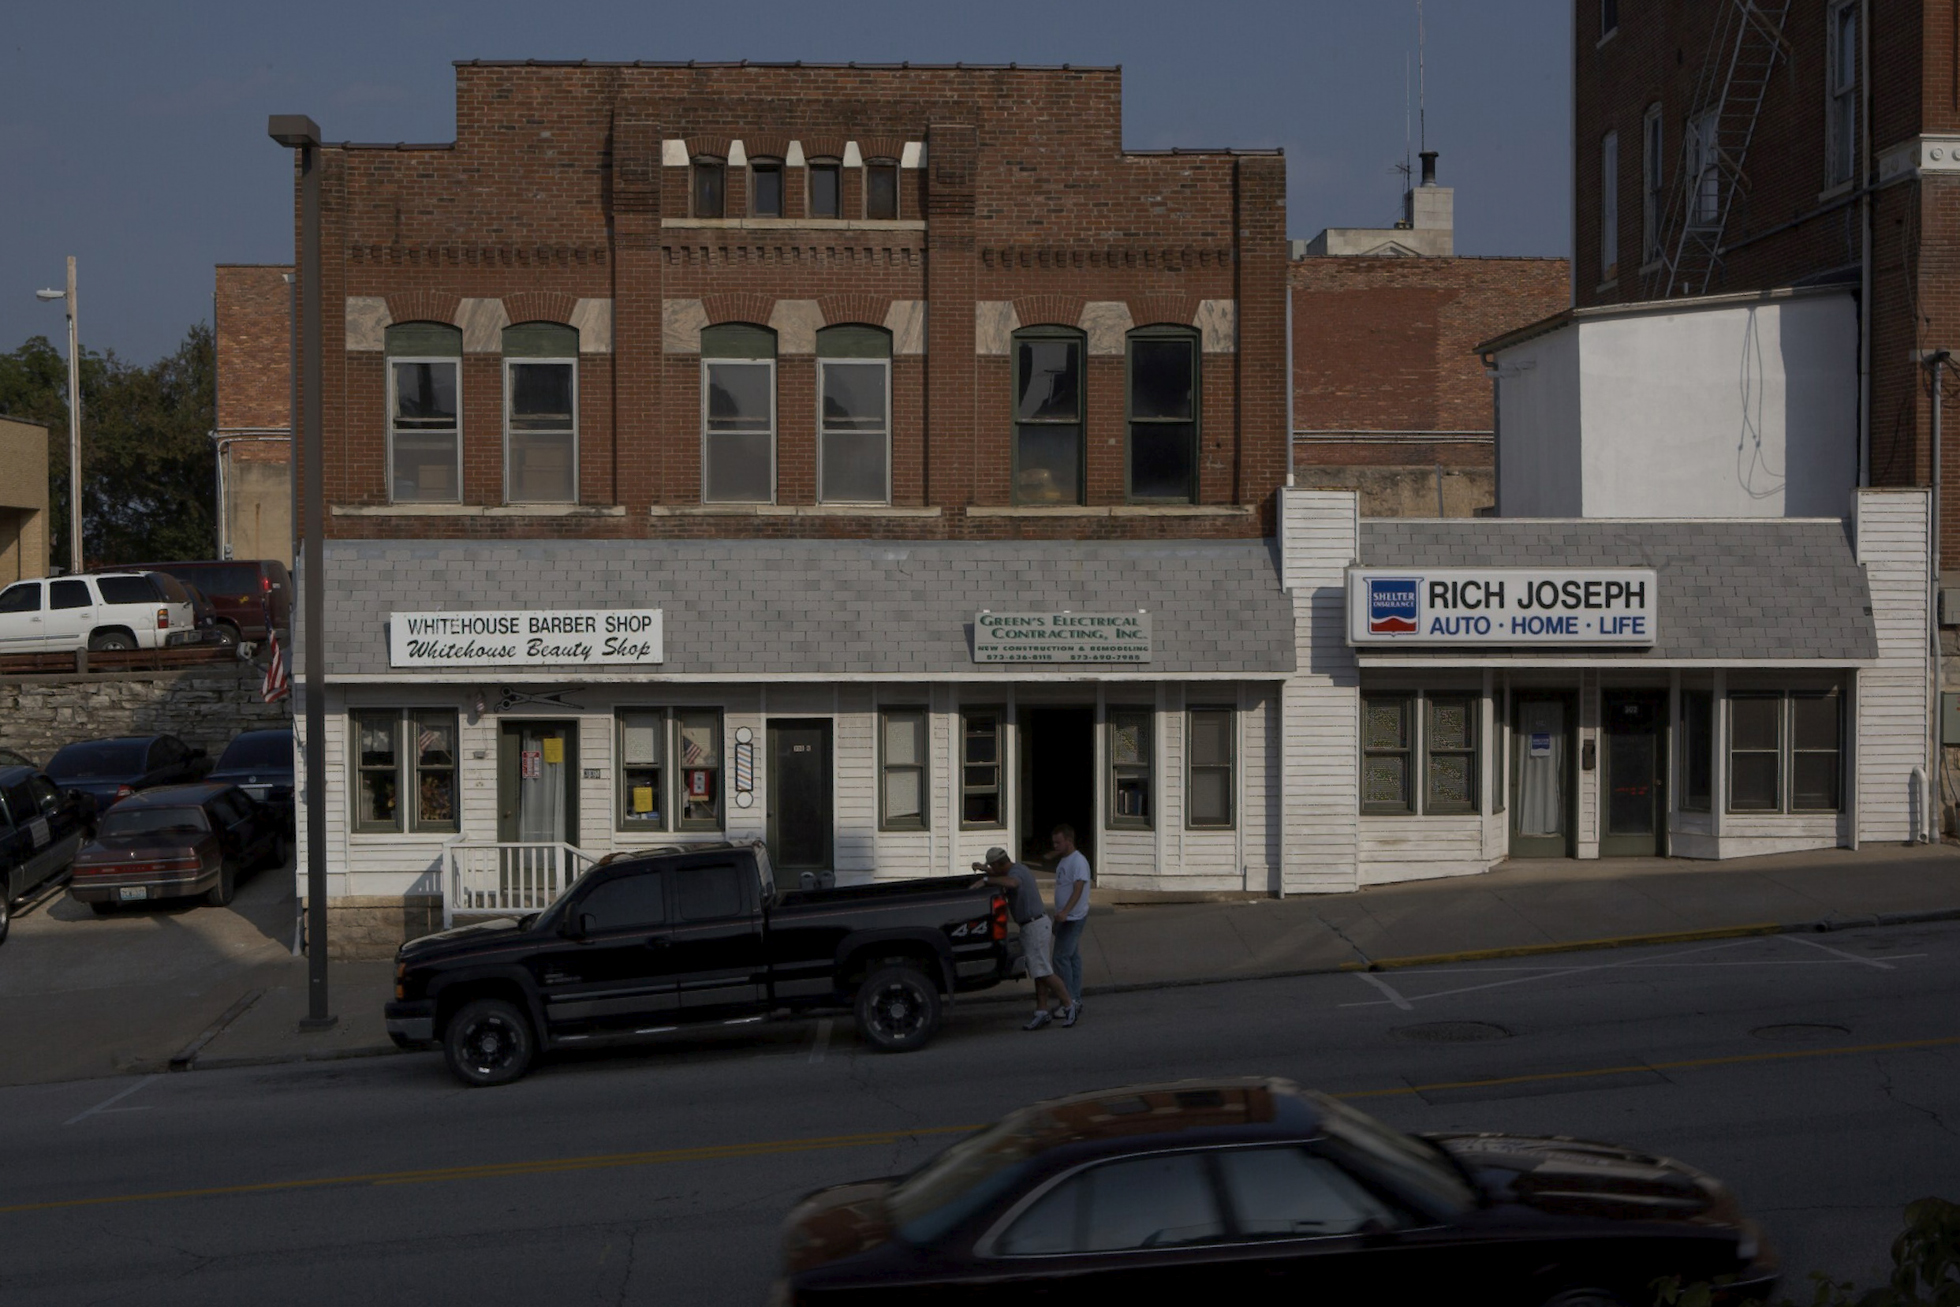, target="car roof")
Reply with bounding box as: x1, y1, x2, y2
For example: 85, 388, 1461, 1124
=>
0, 764, 39, 786
1001, 1078, 1321, 1150
114, 783, 232, 807
55, 735, 169, 750
225, 729, 293, 742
